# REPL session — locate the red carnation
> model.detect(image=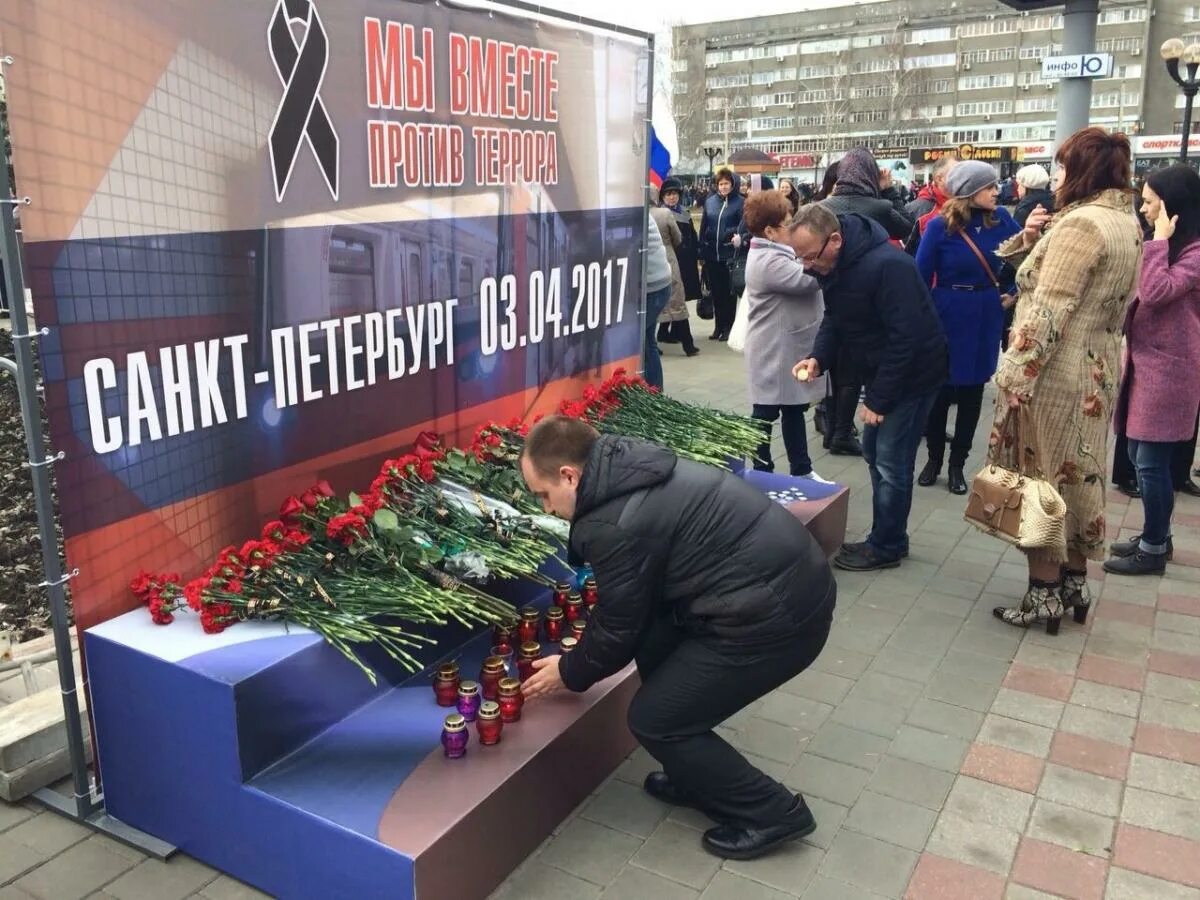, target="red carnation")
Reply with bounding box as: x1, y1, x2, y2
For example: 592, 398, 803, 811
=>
129, 570, 154, 599
414, 430, 442, 451
280, 495, 306, 521
183, 579, 206, 611
261, 520, 287, 541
